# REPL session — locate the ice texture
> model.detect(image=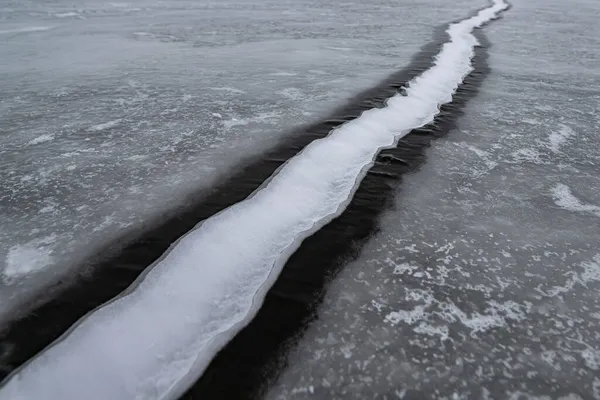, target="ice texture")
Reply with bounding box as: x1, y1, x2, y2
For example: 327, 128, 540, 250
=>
0, 0, 482, 325
0, 2, 509, 399
268, 0, 600, 397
